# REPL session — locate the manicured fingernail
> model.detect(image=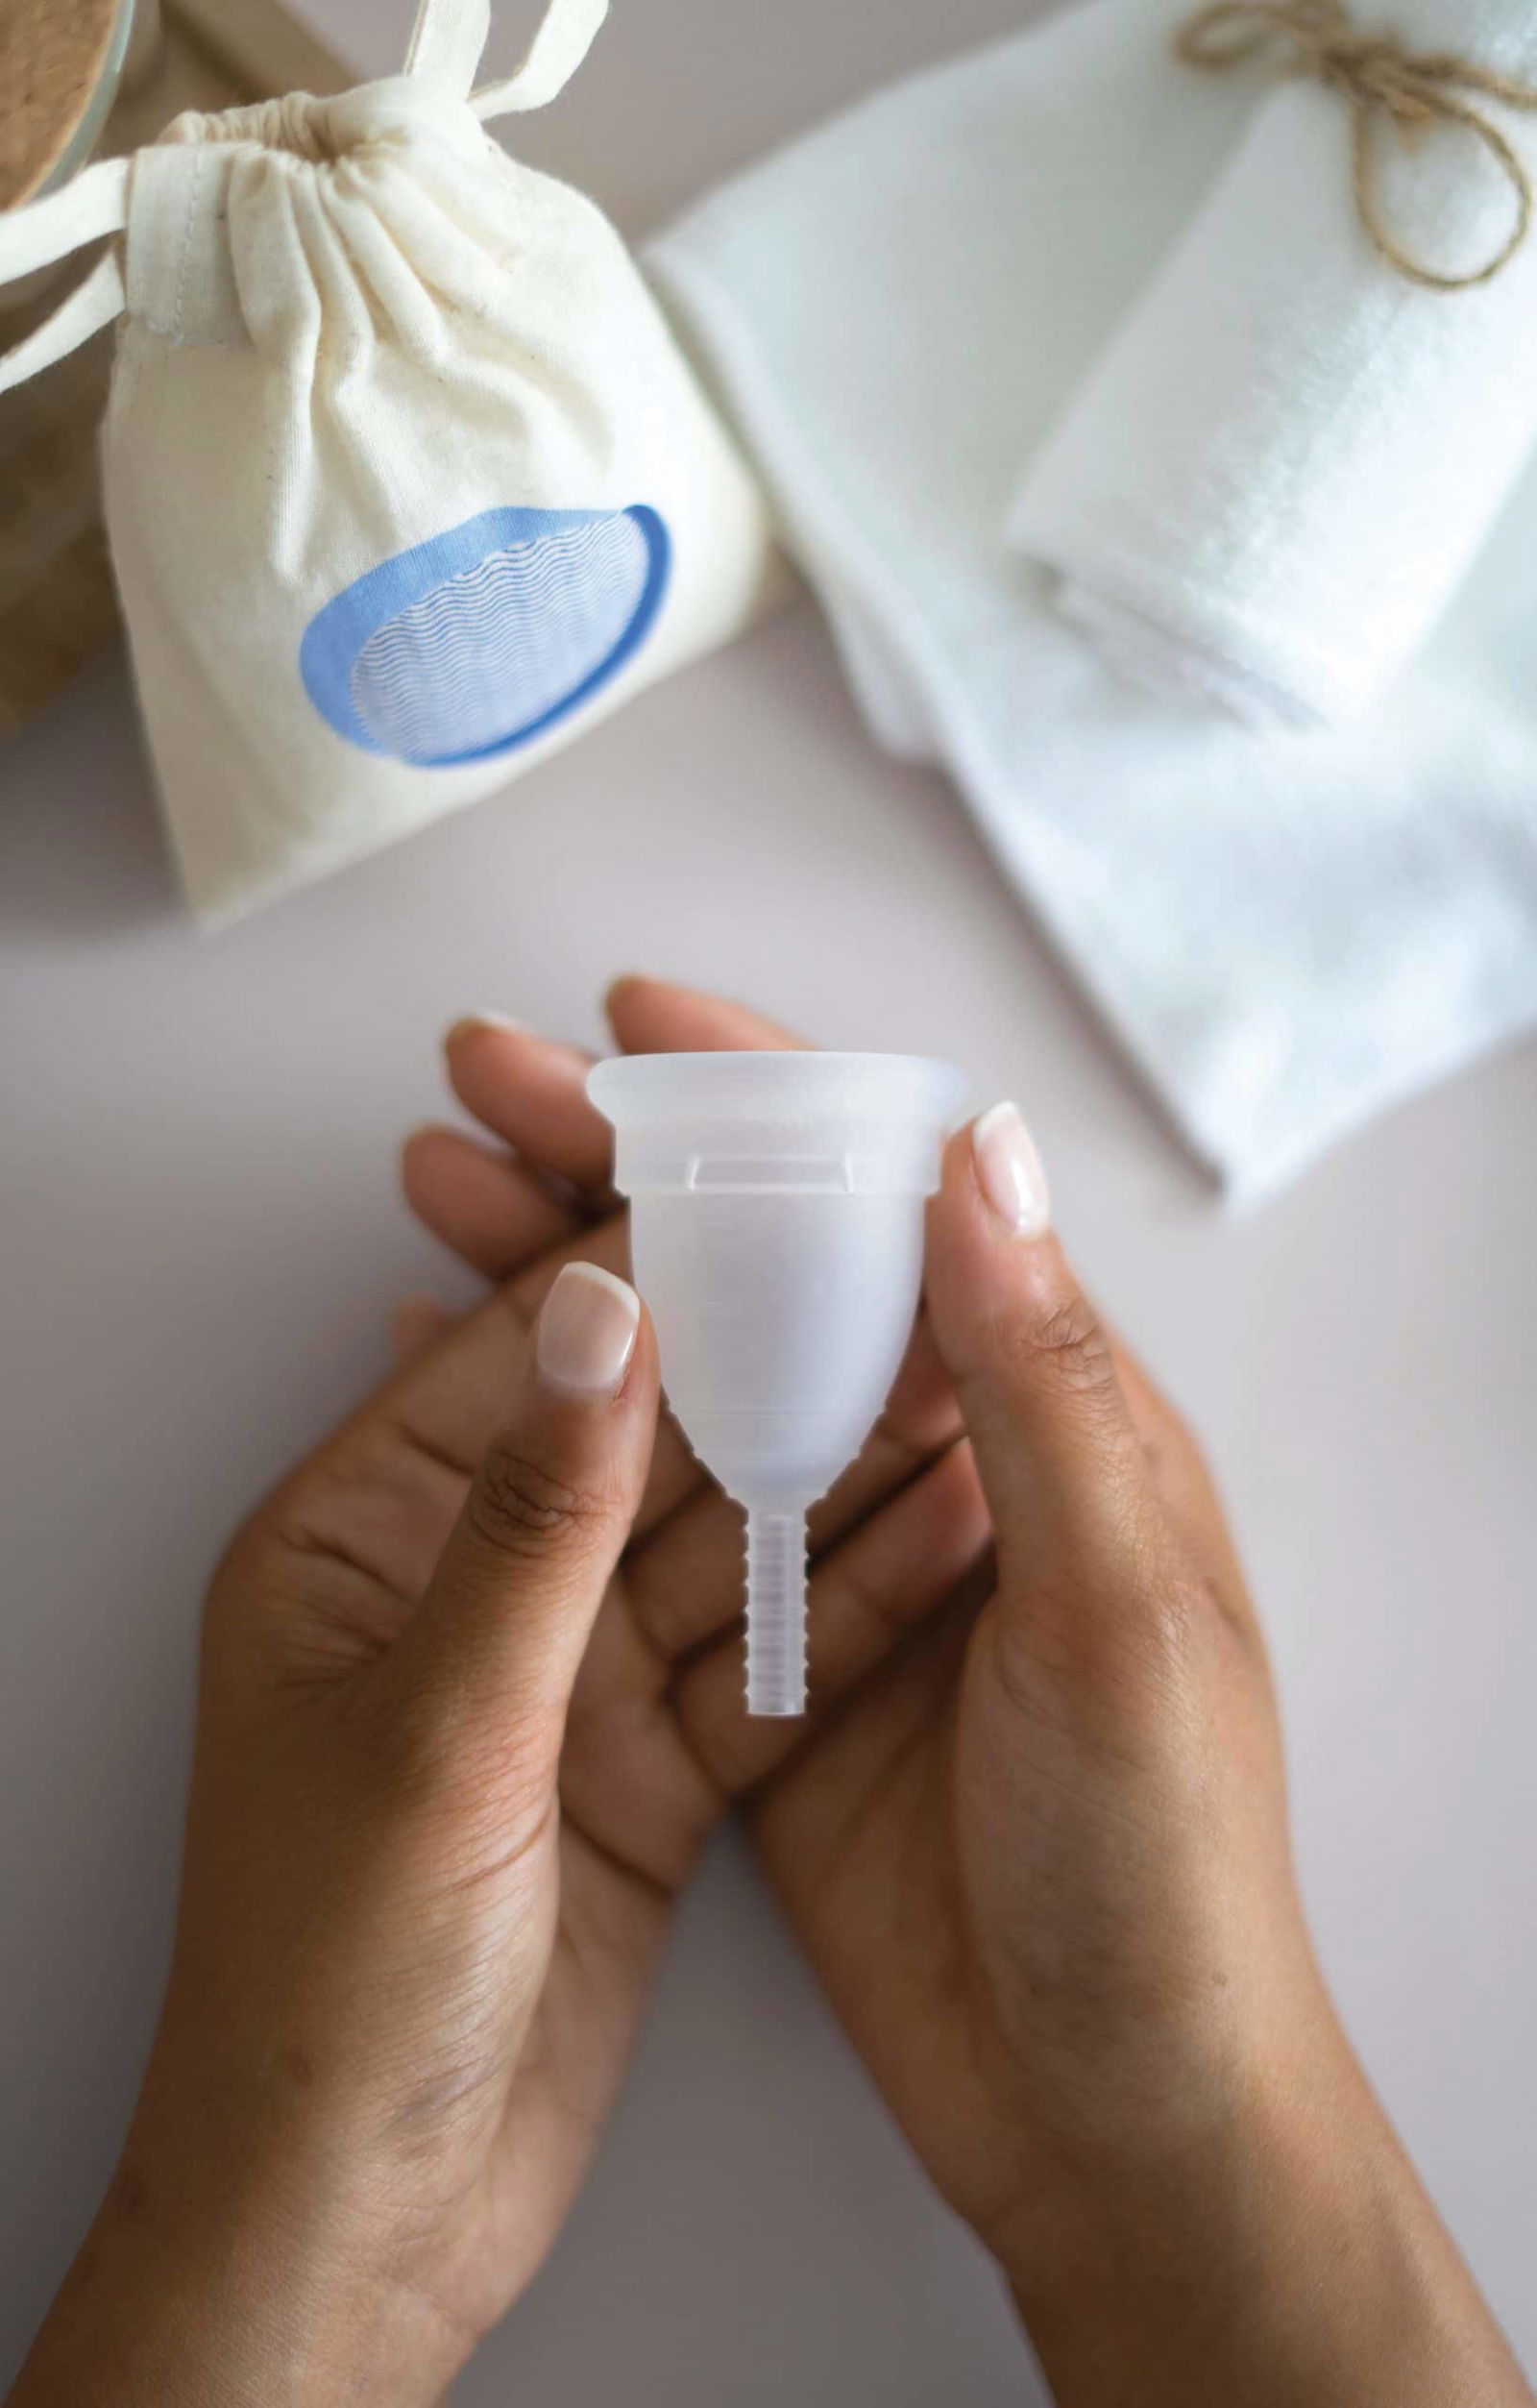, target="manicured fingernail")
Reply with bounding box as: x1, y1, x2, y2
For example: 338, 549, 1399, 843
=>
536, 1263, 640, 1400
445, 1011, 525, 1048
972, 1103, 1050, 1237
